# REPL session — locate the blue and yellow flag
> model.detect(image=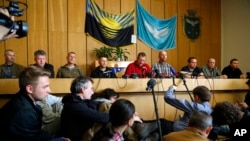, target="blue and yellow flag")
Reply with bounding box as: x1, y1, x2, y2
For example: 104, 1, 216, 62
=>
85, 0, 134, 47
136, 0, 177, 50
